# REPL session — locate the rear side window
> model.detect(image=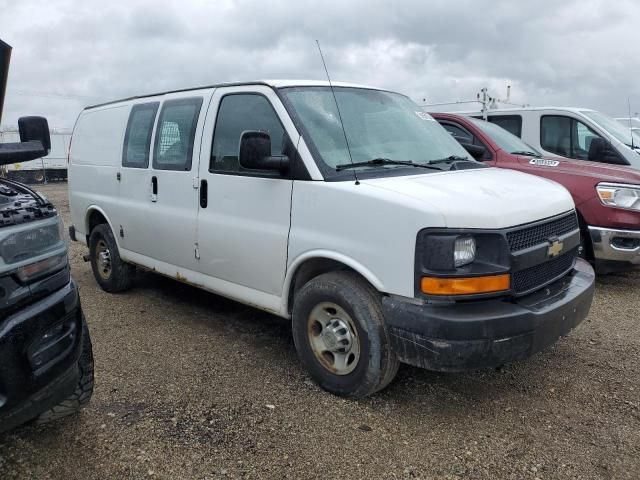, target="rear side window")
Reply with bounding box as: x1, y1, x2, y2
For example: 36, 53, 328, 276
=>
441, 123, 474, 144
122, 102, 159, 168
153, 97, 203, 171
487, 115, 522, 137
210, 94, 285, 173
